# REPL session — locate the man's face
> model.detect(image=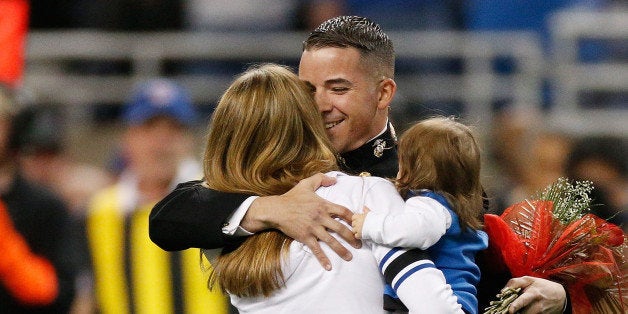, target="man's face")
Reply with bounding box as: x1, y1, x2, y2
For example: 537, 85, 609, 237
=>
124, 116, 190, 182
299, 47, 386, 153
